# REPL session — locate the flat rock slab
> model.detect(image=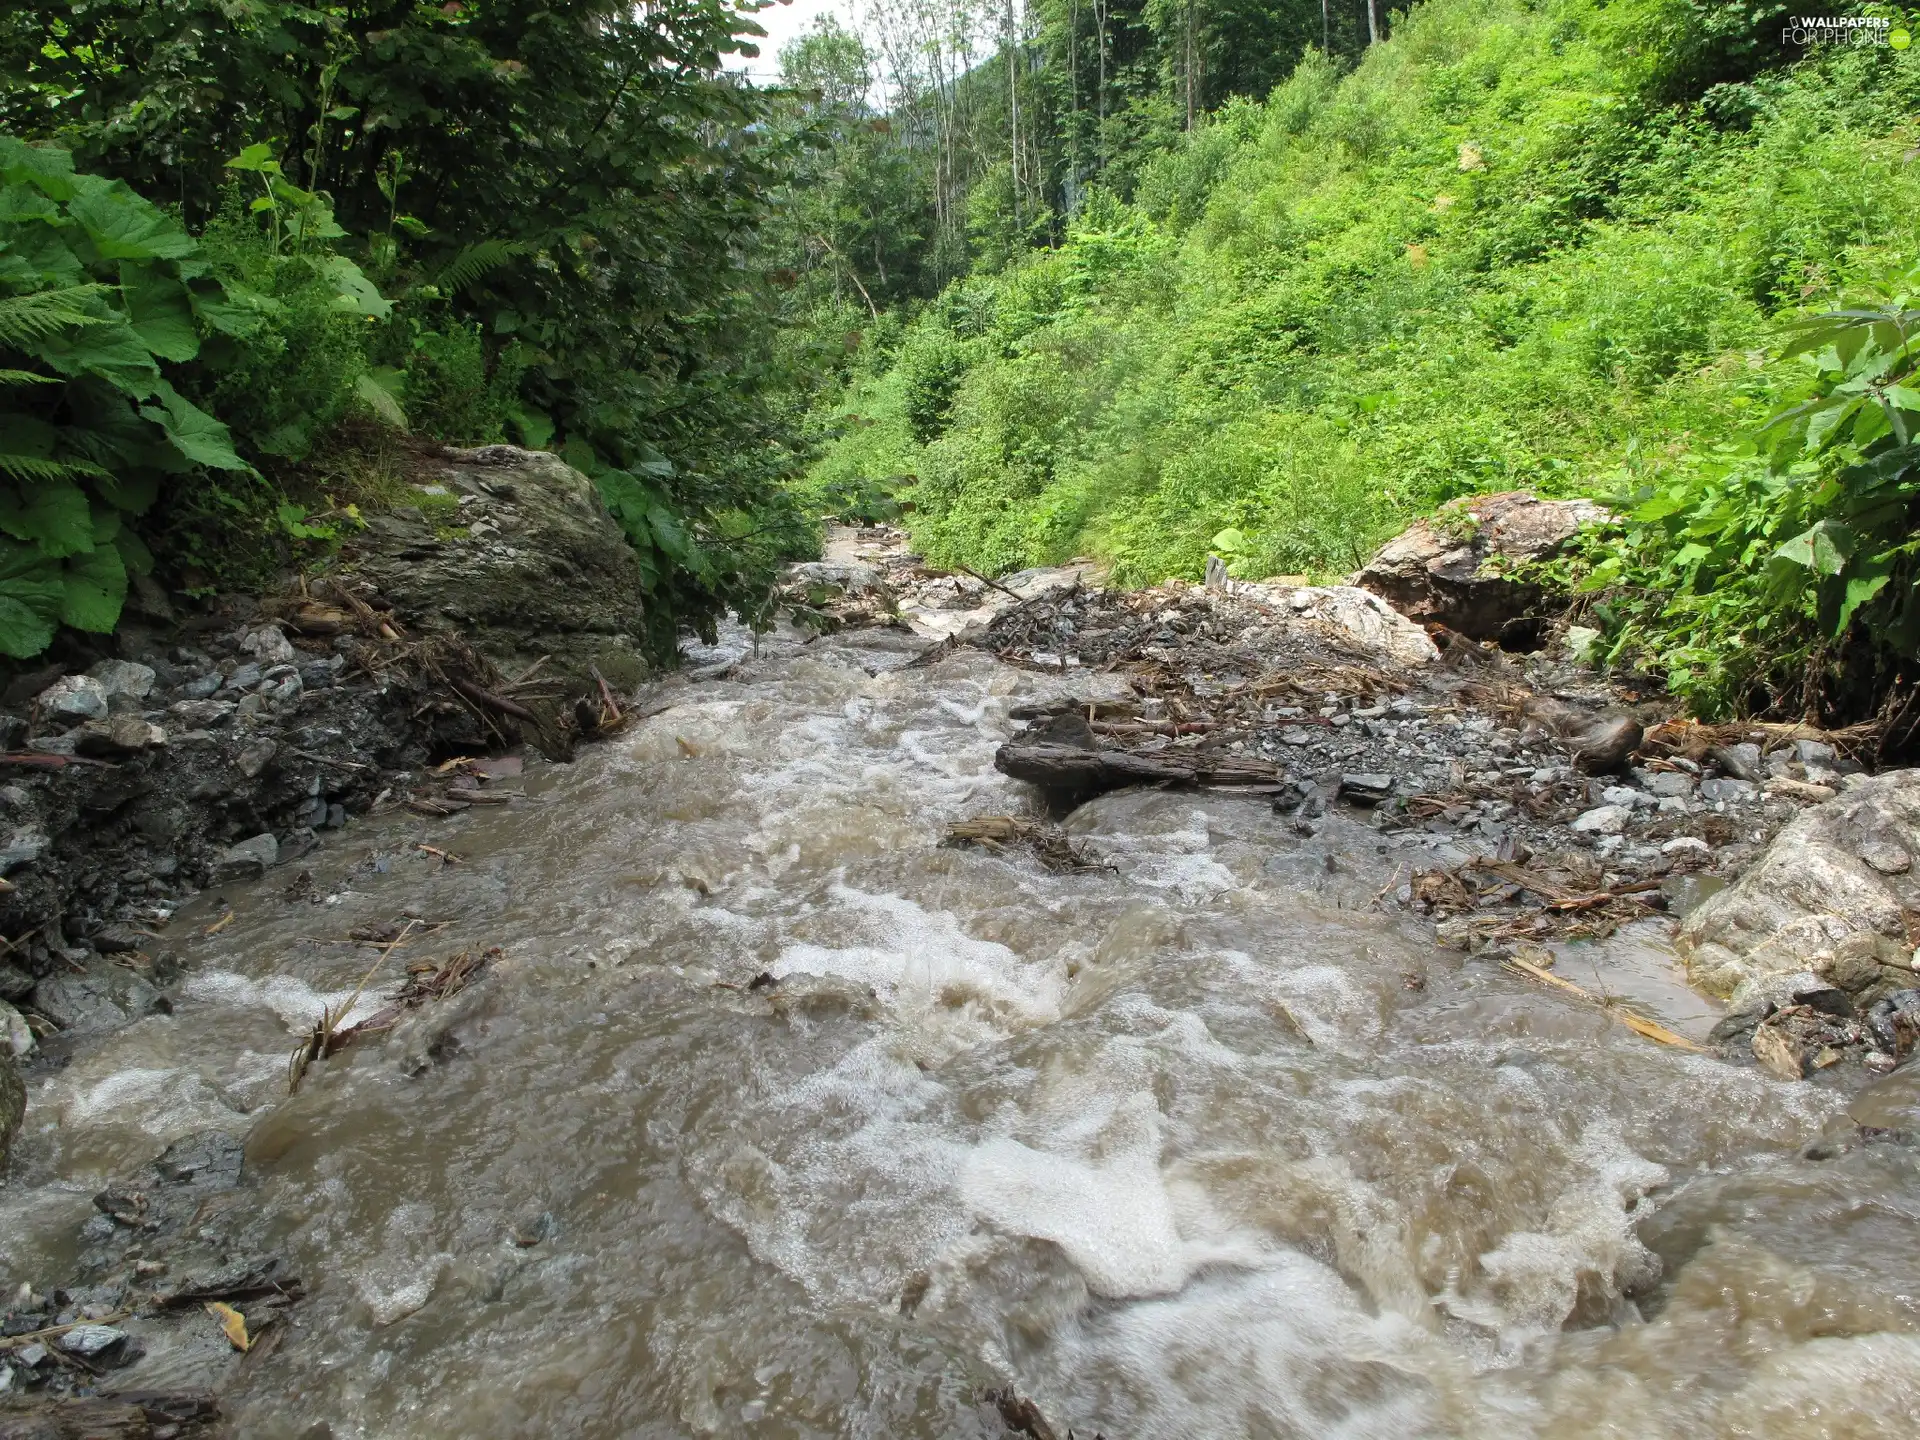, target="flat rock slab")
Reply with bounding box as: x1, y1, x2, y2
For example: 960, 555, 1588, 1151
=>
1679, 769, 1920, 1005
